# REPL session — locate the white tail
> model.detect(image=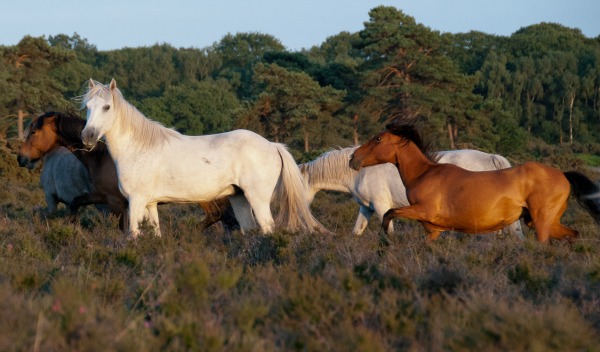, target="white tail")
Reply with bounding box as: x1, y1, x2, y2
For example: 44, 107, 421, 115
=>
492, 154, 512, 170
273, 144, 330, 234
